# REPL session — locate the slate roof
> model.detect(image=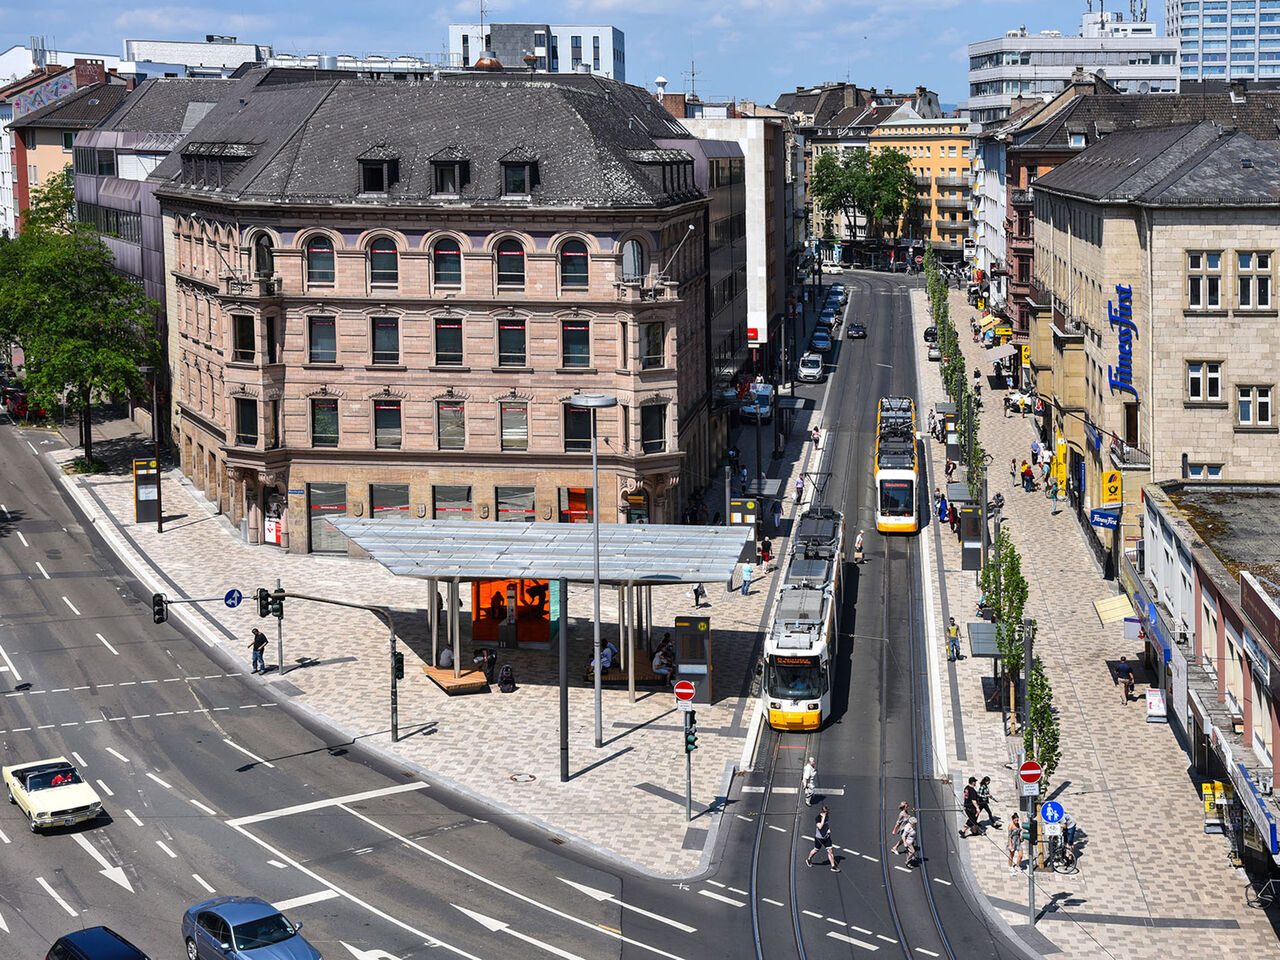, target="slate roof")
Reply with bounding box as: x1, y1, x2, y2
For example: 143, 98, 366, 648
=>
1033, 121, 1280, 206
9, 81, 129, 128
774, 88, 823, 117
151, 71, 703, 209
102, 77, 234, 134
